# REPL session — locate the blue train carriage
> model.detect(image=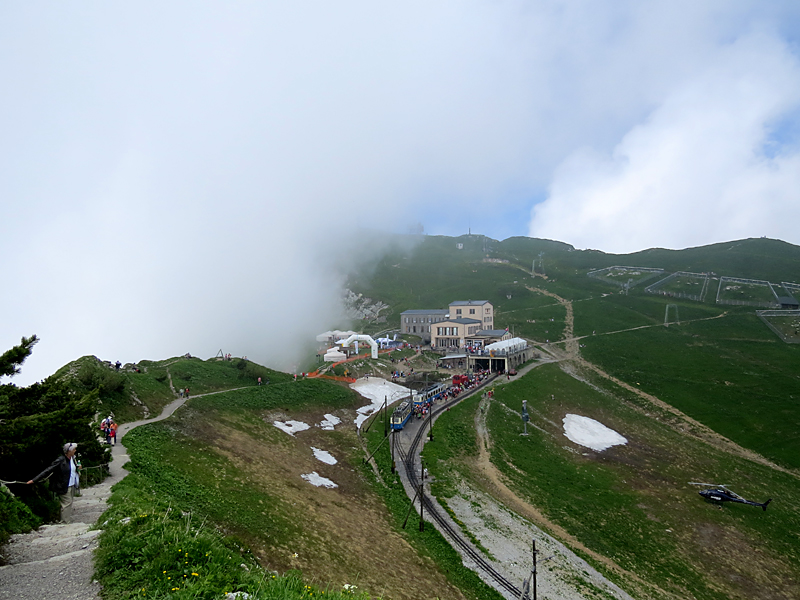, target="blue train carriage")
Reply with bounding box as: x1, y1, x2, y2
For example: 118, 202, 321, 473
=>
412, 382, 449, 407
391, 400, 412, 430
